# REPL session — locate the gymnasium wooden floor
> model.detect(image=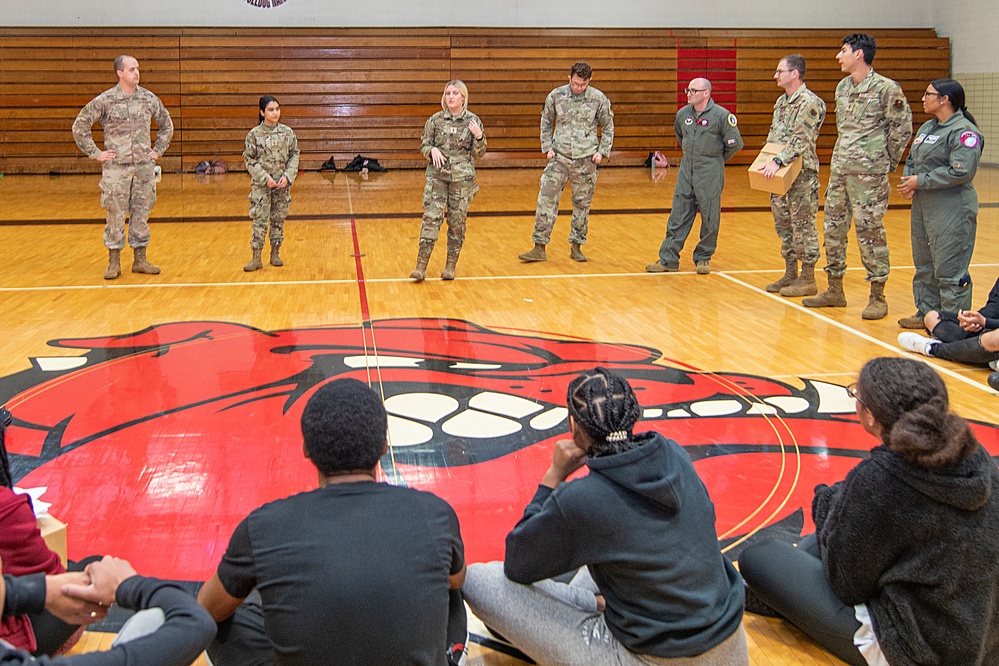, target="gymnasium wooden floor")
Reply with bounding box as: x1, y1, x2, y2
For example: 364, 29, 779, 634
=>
2, 164, 996, 666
